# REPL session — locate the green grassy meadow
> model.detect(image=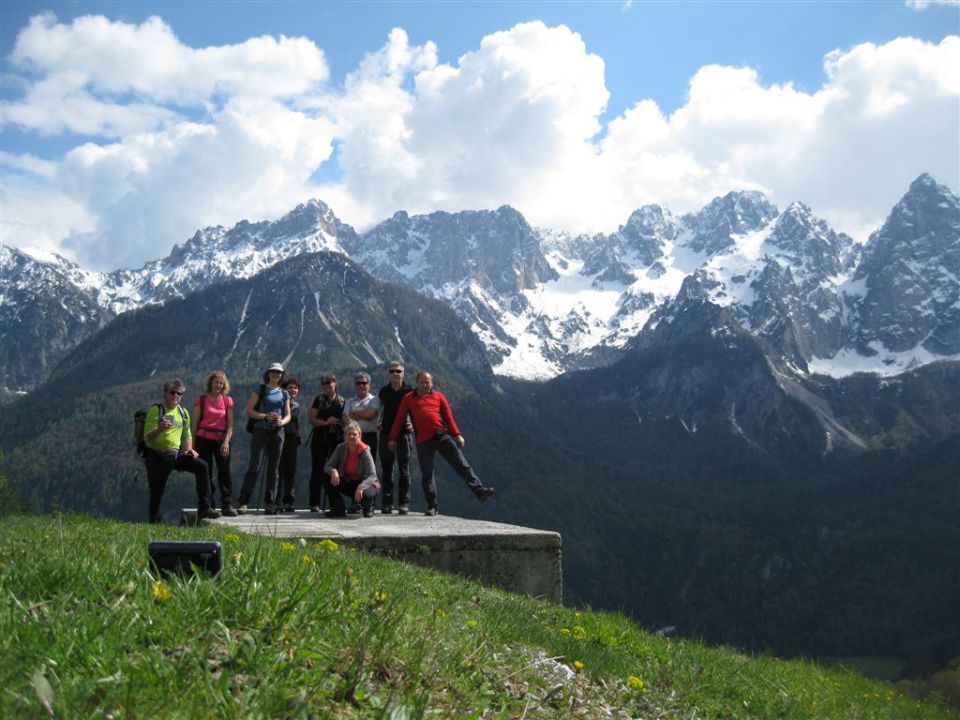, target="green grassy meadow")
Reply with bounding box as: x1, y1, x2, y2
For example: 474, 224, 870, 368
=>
0, 514, 954, 719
